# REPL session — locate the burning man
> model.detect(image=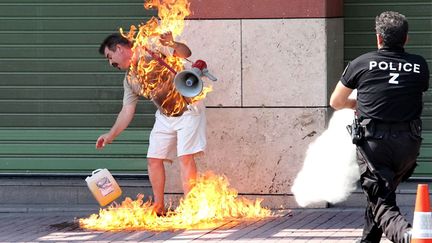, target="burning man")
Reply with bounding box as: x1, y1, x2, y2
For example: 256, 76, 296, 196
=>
330, 11, 429, 243
95, 32, 206, 216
